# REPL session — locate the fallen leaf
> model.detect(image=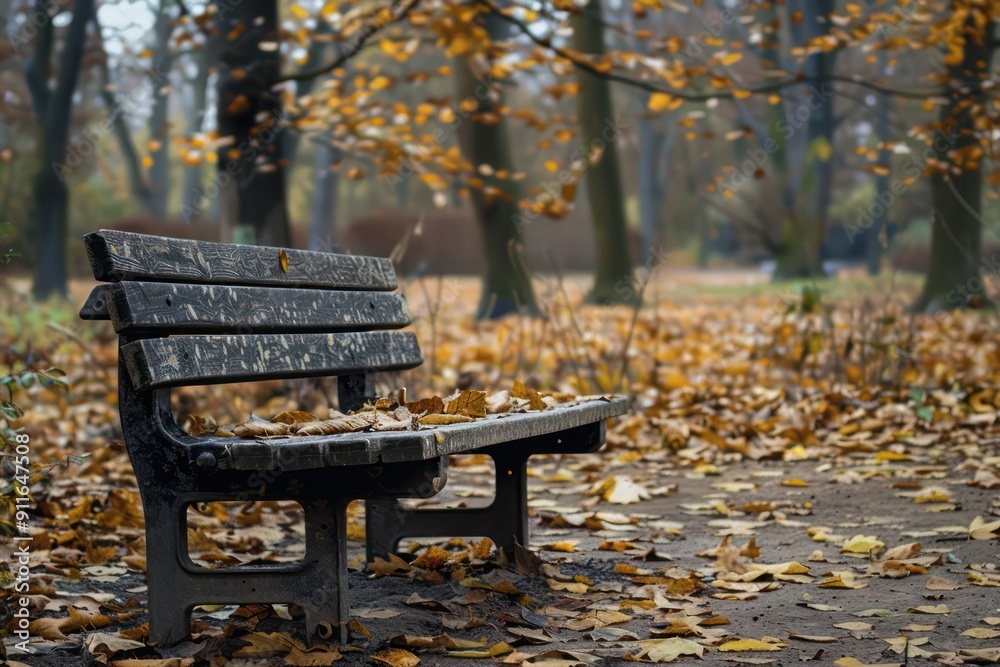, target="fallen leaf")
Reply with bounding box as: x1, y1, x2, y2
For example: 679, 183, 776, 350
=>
718, 638, 785, 652
908, 604, 950, 614
629, 638, 704, 662
372, 649, 420, 667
